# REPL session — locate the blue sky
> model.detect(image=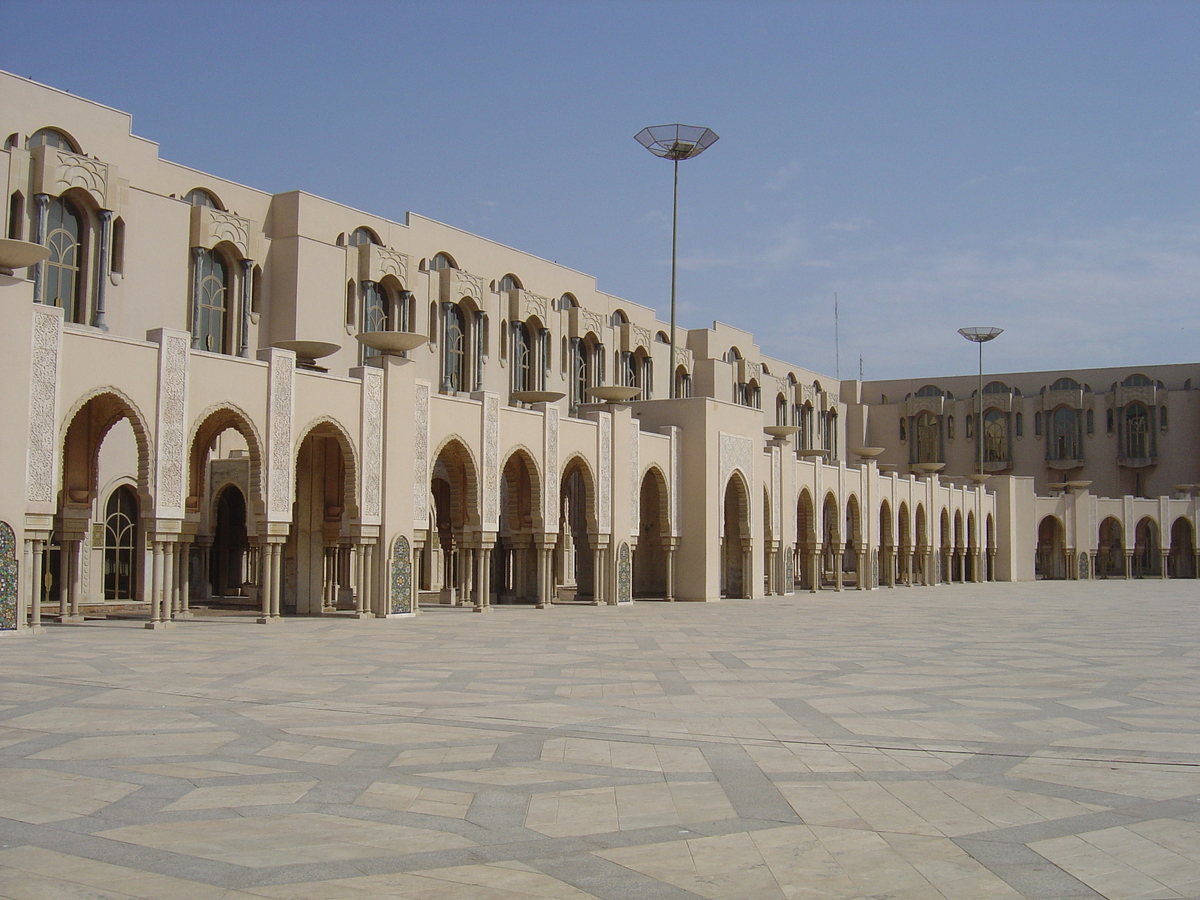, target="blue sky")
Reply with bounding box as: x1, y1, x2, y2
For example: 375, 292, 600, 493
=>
5, 0, 1198, 380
